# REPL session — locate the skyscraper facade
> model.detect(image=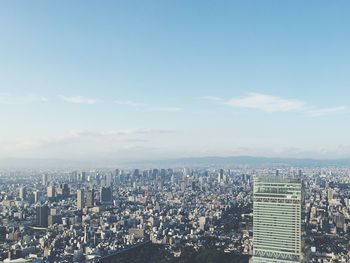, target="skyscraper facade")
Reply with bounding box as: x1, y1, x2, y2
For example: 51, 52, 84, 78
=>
42, 174, 48, 186
100, 187, 113, 205
253, 177, 302, 263
86, 189, 94, 208
19, 187, 26, 201
77, 189, 85, 210
47, 186, 55, 198
36, 205, 49, 227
